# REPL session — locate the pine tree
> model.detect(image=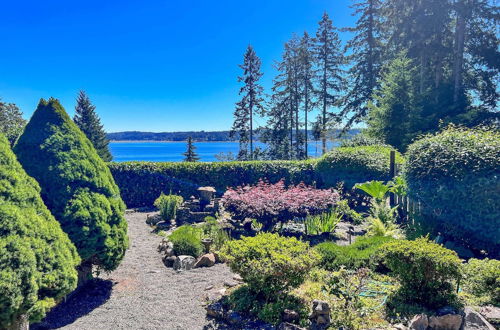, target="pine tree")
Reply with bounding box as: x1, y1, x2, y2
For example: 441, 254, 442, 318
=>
0, 134, 79, 329
14, 98, 128, 283
341, 0, 384, 128
313, 12, 345, 154
230, 45, 265, 160
183, 136, 200, 162
298, 32, 315, 158
0, 99, 26, 146
73, 91, 113, 161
